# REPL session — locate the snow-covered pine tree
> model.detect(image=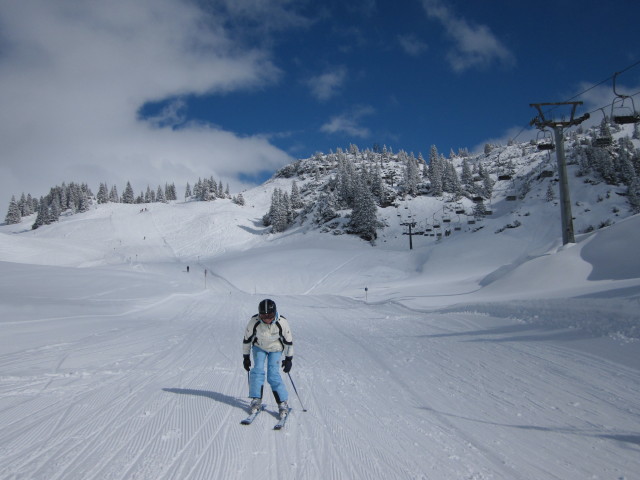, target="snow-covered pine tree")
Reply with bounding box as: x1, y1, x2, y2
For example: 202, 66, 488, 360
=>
77, 189, 90, 212
156, 185, 166, 203
290, 181, 303, 209
97, 183, 109, 204
314, 191, 338, 224
109, 185, 119, 203
348, 178, 378, 241
428, 145, 443, 196
461, 157, 473, 190
403, 152, 420, 196
4, 195, 21, 224
185, 182, 192, 200
20, 193, 33, 216
628, 176, 640, 213
265, 188, 289, 233
165, 183, 177, 201
32, 197, 47, 229
122, 182, 135, 204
